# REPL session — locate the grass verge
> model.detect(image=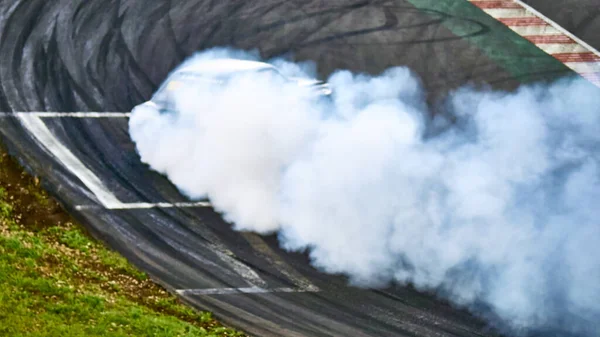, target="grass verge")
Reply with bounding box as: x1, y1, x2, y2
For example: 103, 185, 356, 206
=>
0, 146, 246, 337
